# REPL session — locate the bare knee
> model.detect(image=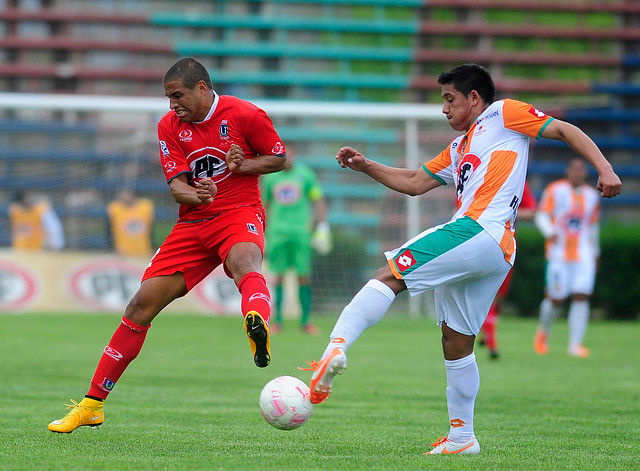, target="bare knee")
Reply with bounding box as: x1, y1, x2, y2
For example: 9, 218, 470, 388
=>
572, 293, 590, 302
441, 322, 475, 360
372, 265, 406, 295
